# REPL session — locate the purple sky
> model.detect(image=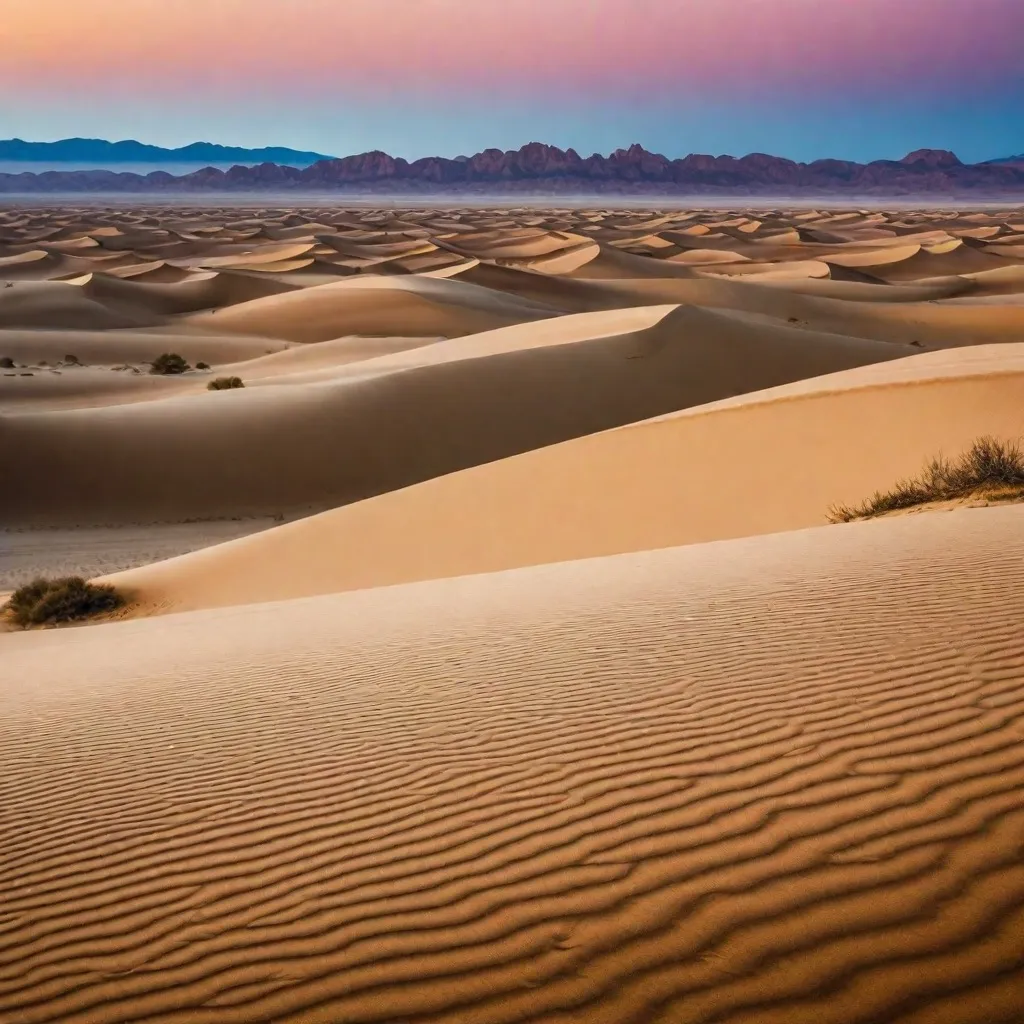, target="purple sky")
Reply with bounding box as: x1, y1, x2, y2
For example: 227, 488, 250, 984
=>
3, 0, 1023, 161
